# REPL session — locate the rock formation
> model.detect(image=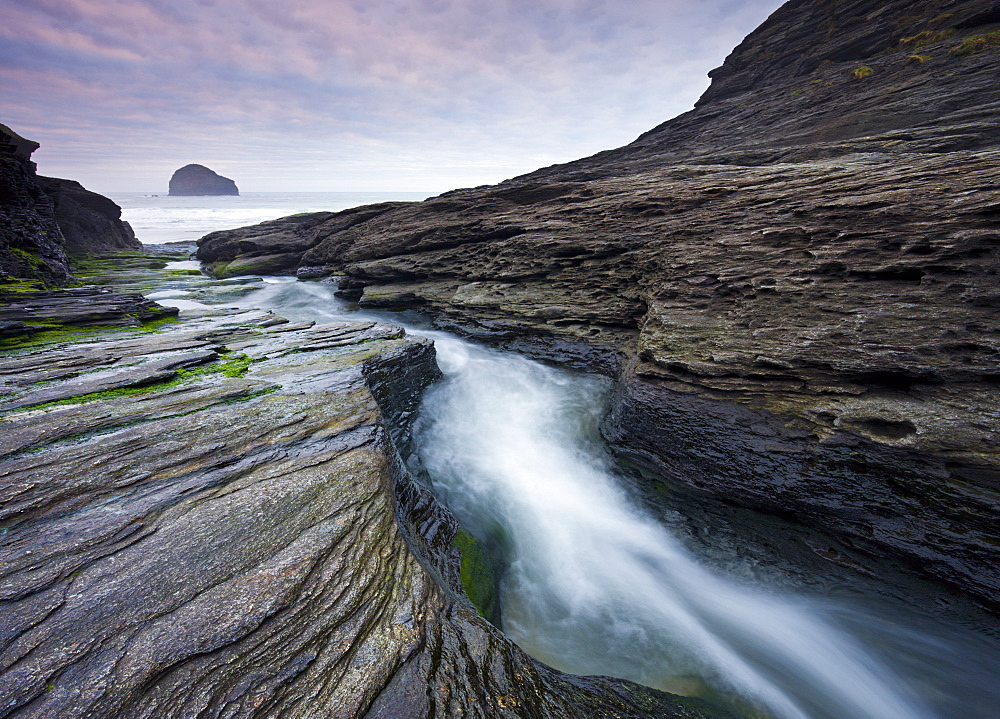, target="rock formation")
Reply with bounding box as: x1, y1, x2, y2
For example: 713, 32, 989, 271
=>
169, 164, 239, 196
0, 123, 71, 285
0, 306, 719, 719
0, 285, 177, 340
1, 122, 148, 287
37, 176, 142, 254
198, 0, 1000, 610
197, 203, 405, 278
